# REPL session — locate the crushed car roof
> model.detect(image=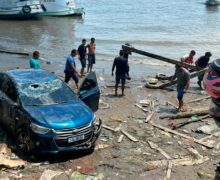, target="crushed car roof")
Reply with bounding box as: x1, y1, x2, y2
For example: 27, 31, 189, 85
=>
5, 69, 57, 84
